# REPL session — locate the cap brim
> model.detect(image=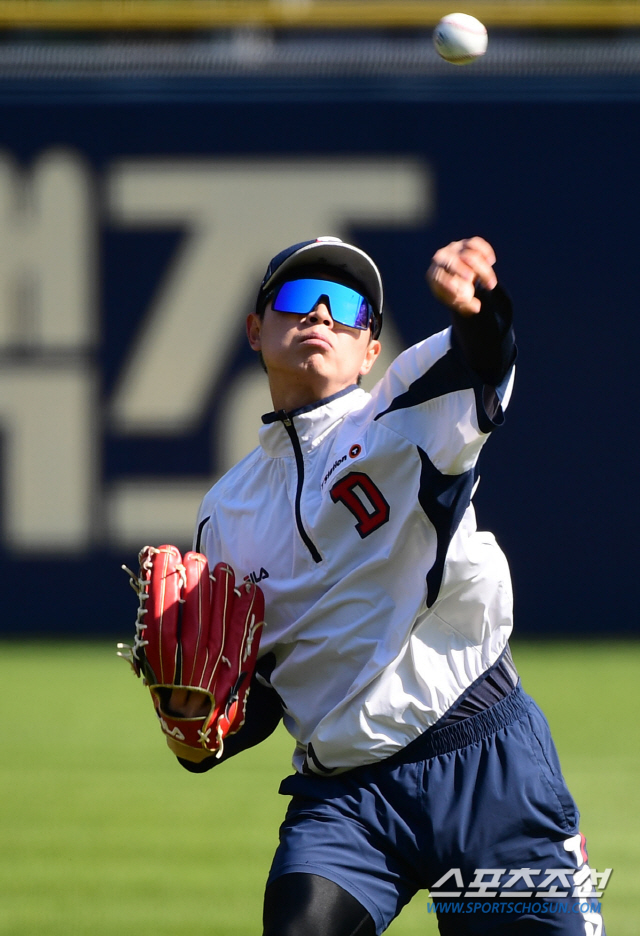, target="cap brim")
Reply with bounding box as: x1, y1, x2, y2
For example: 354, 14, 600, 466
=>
262, 240, 383, 325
